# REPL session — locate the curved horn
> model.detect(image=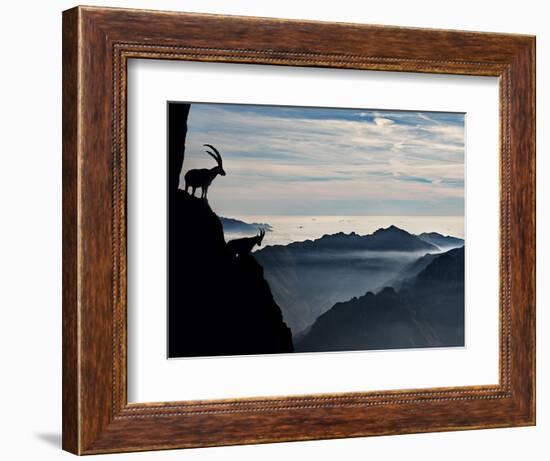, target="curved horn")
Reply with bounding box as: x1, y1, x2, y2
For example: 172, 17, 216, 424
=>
205, 149, 220, 165
203, 144, 222, 166
259, 228, 265, 238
